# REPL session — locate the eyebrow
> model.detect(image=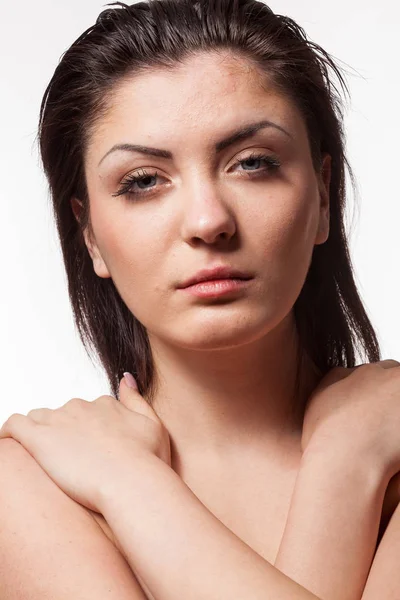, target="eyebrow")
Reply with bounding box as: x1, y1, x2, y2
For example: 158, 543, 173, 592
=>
97, 119, 292, 167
